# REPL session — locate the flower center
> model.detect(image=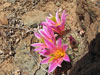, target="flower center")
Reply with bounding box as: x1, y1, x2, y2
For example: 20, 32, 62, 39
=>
55, 50, 65, 59
48, 39, 53, 43
49, 49, 65, 62
50, 49, 65, 59
55, 22, 61, 26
